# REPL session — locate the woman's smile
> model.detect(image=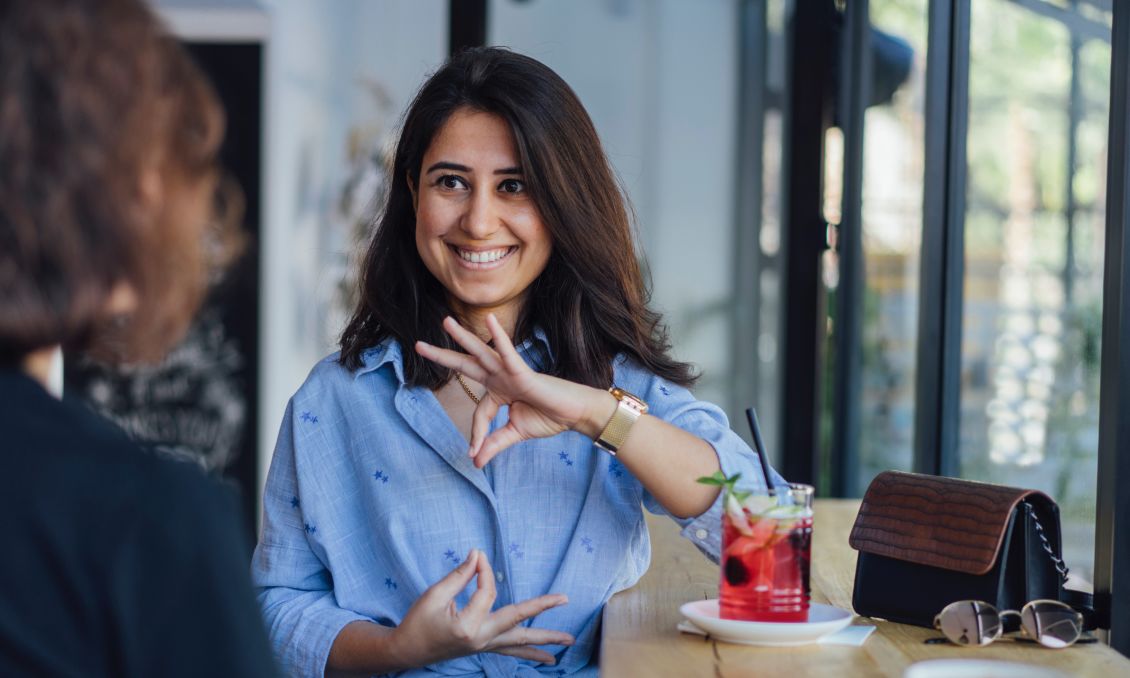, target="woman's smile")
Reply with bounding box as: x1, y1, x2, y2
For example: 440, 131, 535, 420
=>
450, 244, 518, 268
